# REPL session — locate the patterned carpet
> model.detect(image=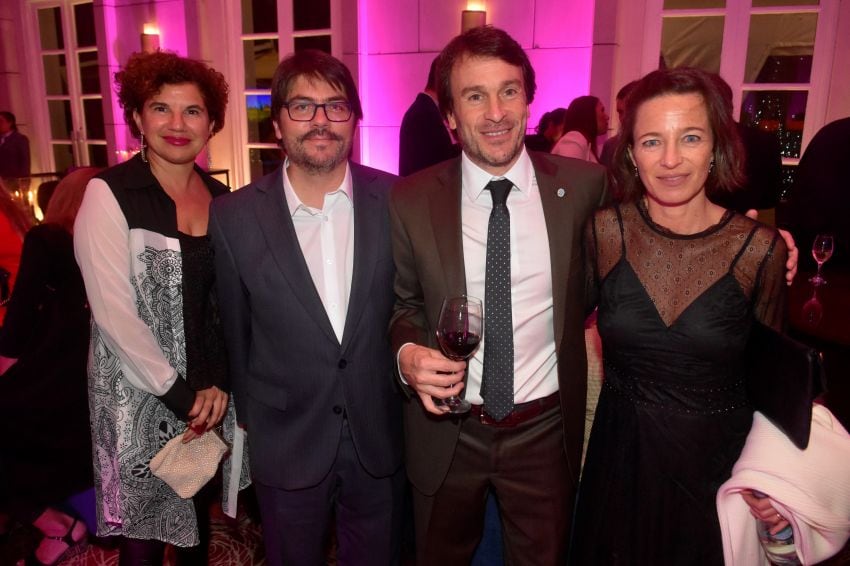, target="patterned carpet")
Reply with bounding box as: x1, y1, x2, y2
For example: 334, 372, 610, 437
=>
0, 502, 267, 566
